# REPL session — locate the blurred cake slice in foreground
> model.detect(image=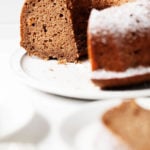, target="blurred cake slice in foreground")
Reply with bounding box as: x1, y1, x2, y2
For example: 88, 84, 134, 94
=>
102, 100, 150, 150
